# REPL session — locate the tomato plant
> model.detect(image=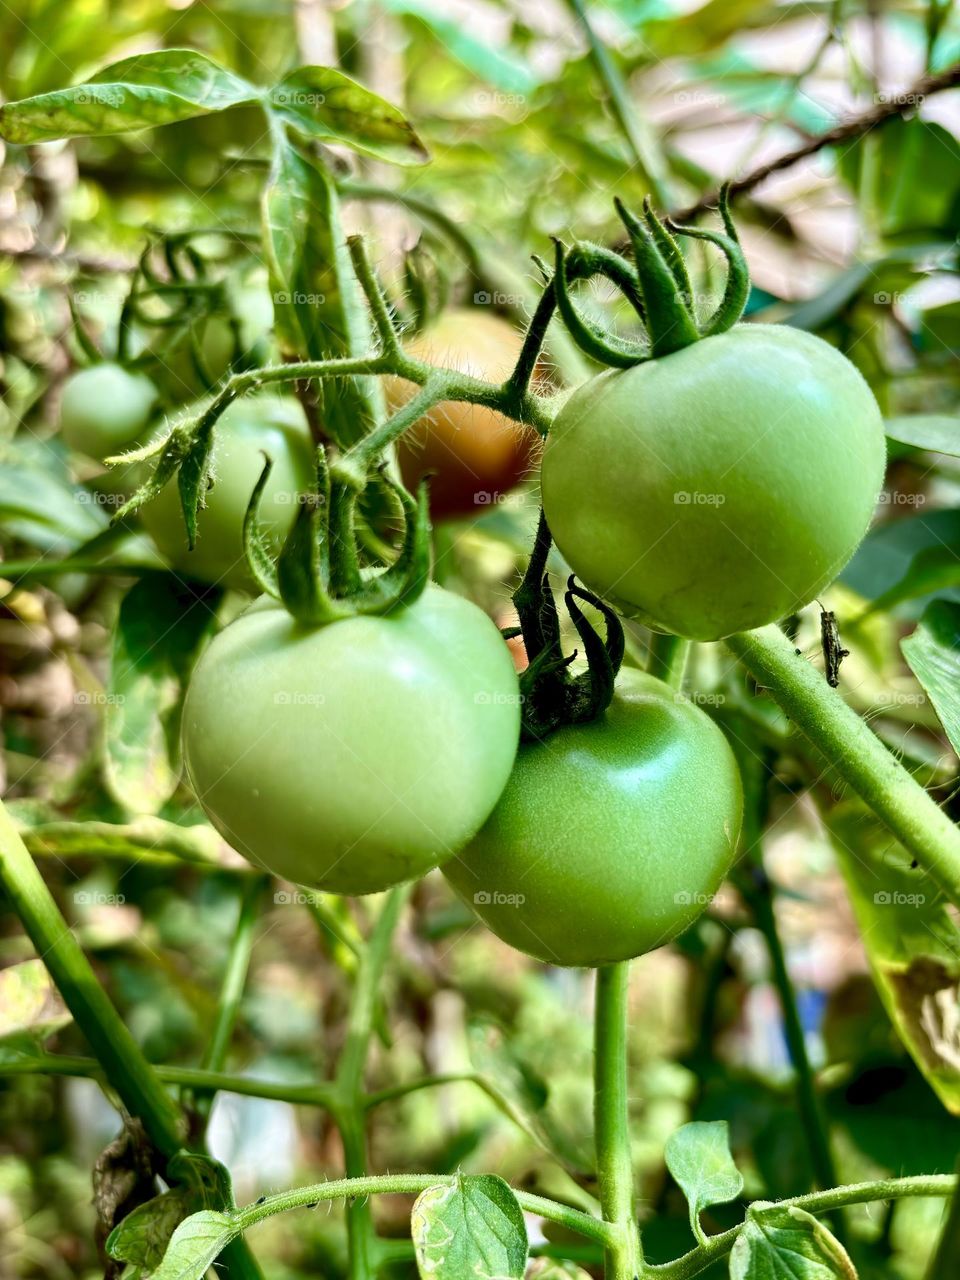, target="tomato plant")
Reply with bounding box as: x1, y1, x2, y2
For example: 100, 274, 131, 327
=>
59, 361, 159, 460
445, 668, 742, 966
140, 395, 314, 589
2, 15, 960, 1280
387, 308, 541, 518
182, 585, 521, 894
